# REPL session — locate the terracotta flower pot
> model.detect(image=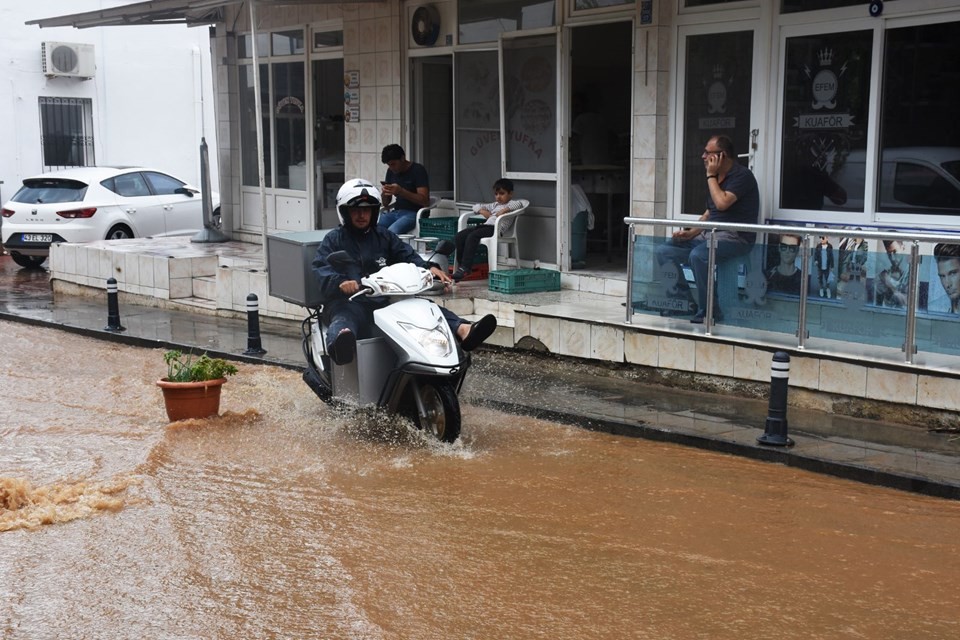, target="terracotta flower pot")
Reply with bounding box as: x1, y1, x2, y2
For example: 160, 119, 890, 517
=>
156, 378, 227, 422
